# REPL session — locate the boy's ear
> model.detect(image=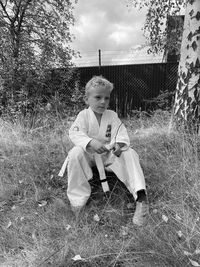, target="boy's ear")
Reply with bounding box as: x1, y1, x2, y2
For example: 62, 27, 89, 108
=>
84, 95, 88, 104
